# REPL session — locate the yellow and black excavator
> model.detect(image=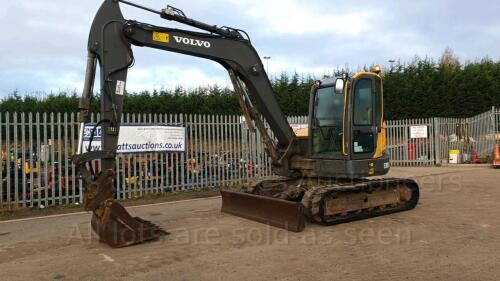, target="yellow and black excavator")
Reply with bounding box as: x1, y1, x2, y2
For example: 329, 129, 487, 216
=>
73, 0, 419, 247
